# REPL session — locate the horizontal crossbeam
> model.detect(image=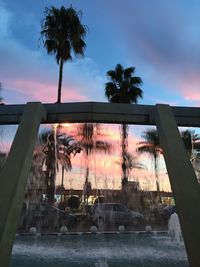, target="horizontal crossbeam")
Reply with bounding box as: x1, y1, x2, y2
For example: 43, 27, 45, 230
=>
0, 102, 200, 126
